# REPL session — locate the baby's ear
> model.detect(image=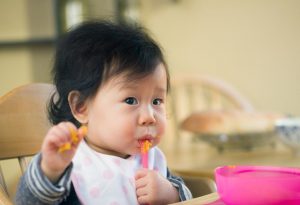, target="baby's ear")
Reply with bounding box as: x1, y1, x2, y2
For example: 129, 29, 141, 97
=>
68, 90, 89, 124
